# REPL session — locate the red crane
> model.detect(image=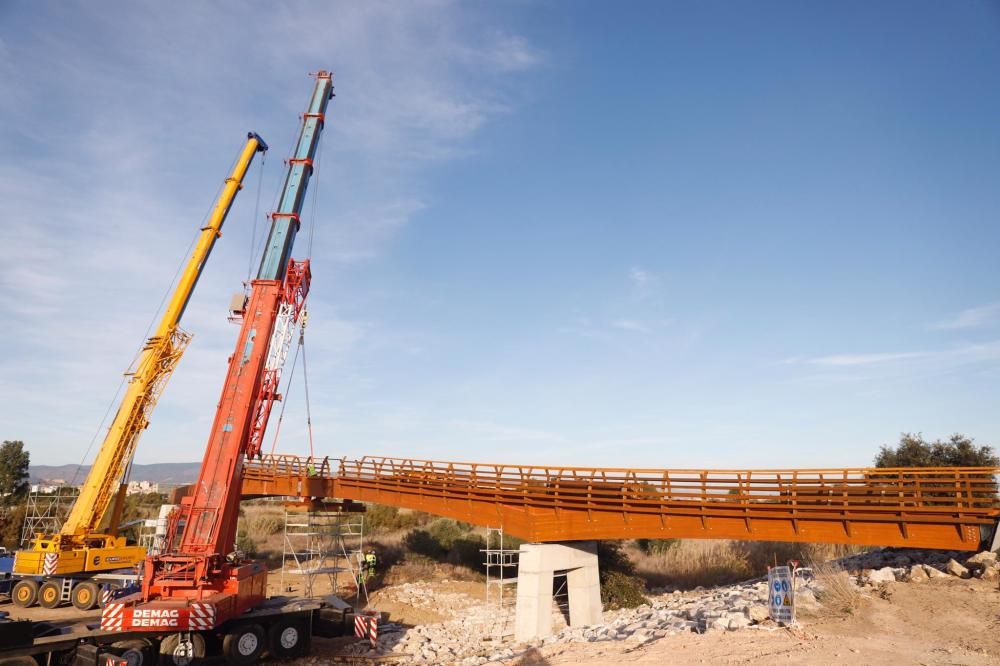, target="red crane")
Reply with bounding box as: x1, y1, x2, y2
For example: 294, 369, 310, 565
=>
105, 72, 334, 640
